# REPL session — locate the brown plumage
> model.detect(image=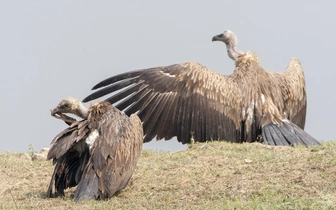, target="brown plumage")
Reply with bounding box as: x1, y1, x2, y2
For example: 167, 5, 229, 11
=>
82, 30, 319, 146
47, 97, 143, 202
